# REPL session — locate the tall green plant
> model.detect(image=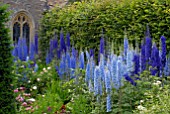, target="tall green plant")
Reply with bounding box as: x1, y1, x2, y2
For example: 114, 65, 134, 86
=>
0, 4, 16, 114
39, 0, 170, 60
